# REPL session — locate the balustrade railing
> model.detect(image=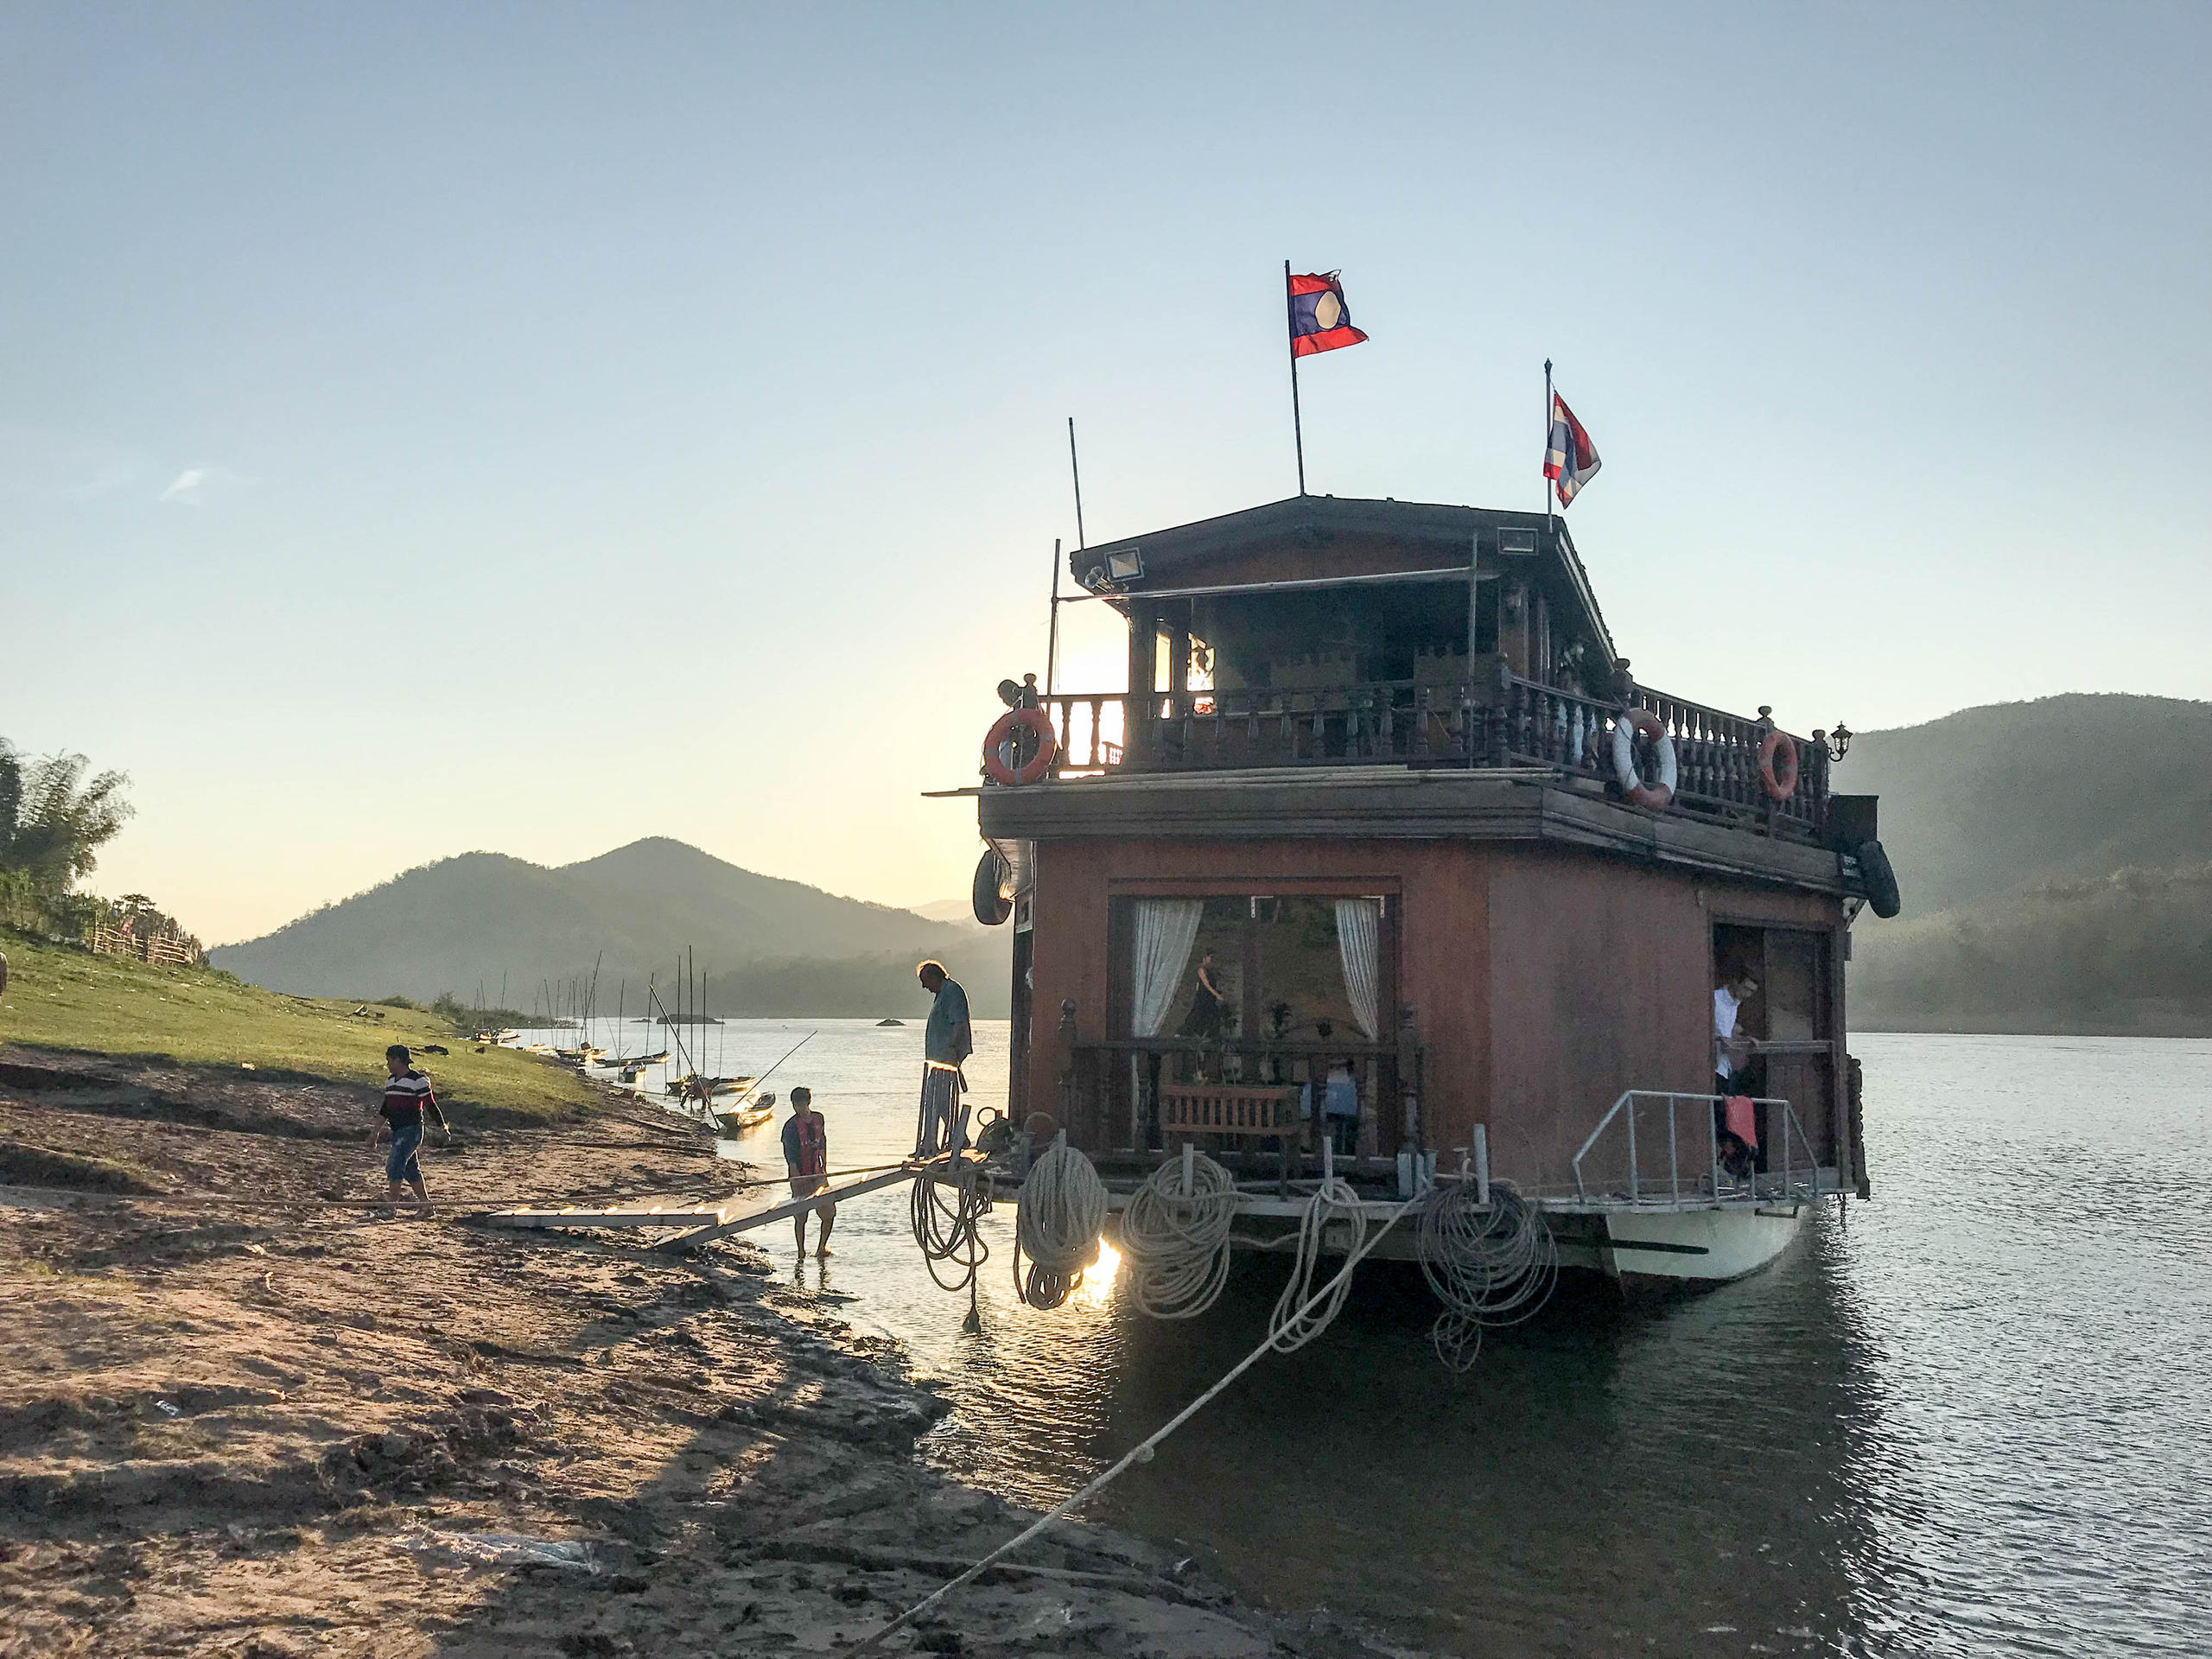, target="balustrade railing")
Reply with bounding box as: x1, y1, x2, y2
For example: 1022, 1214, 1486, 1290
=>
1033, 675, 1829, 839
